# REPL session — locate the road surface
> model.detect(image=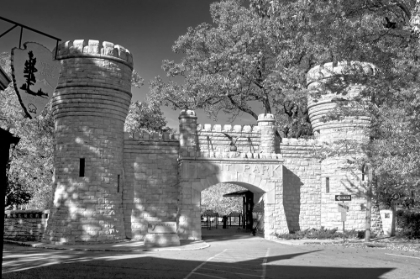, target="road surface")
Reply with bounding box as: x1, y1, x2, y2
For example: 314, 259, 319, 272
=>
2, 235, 419, 278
